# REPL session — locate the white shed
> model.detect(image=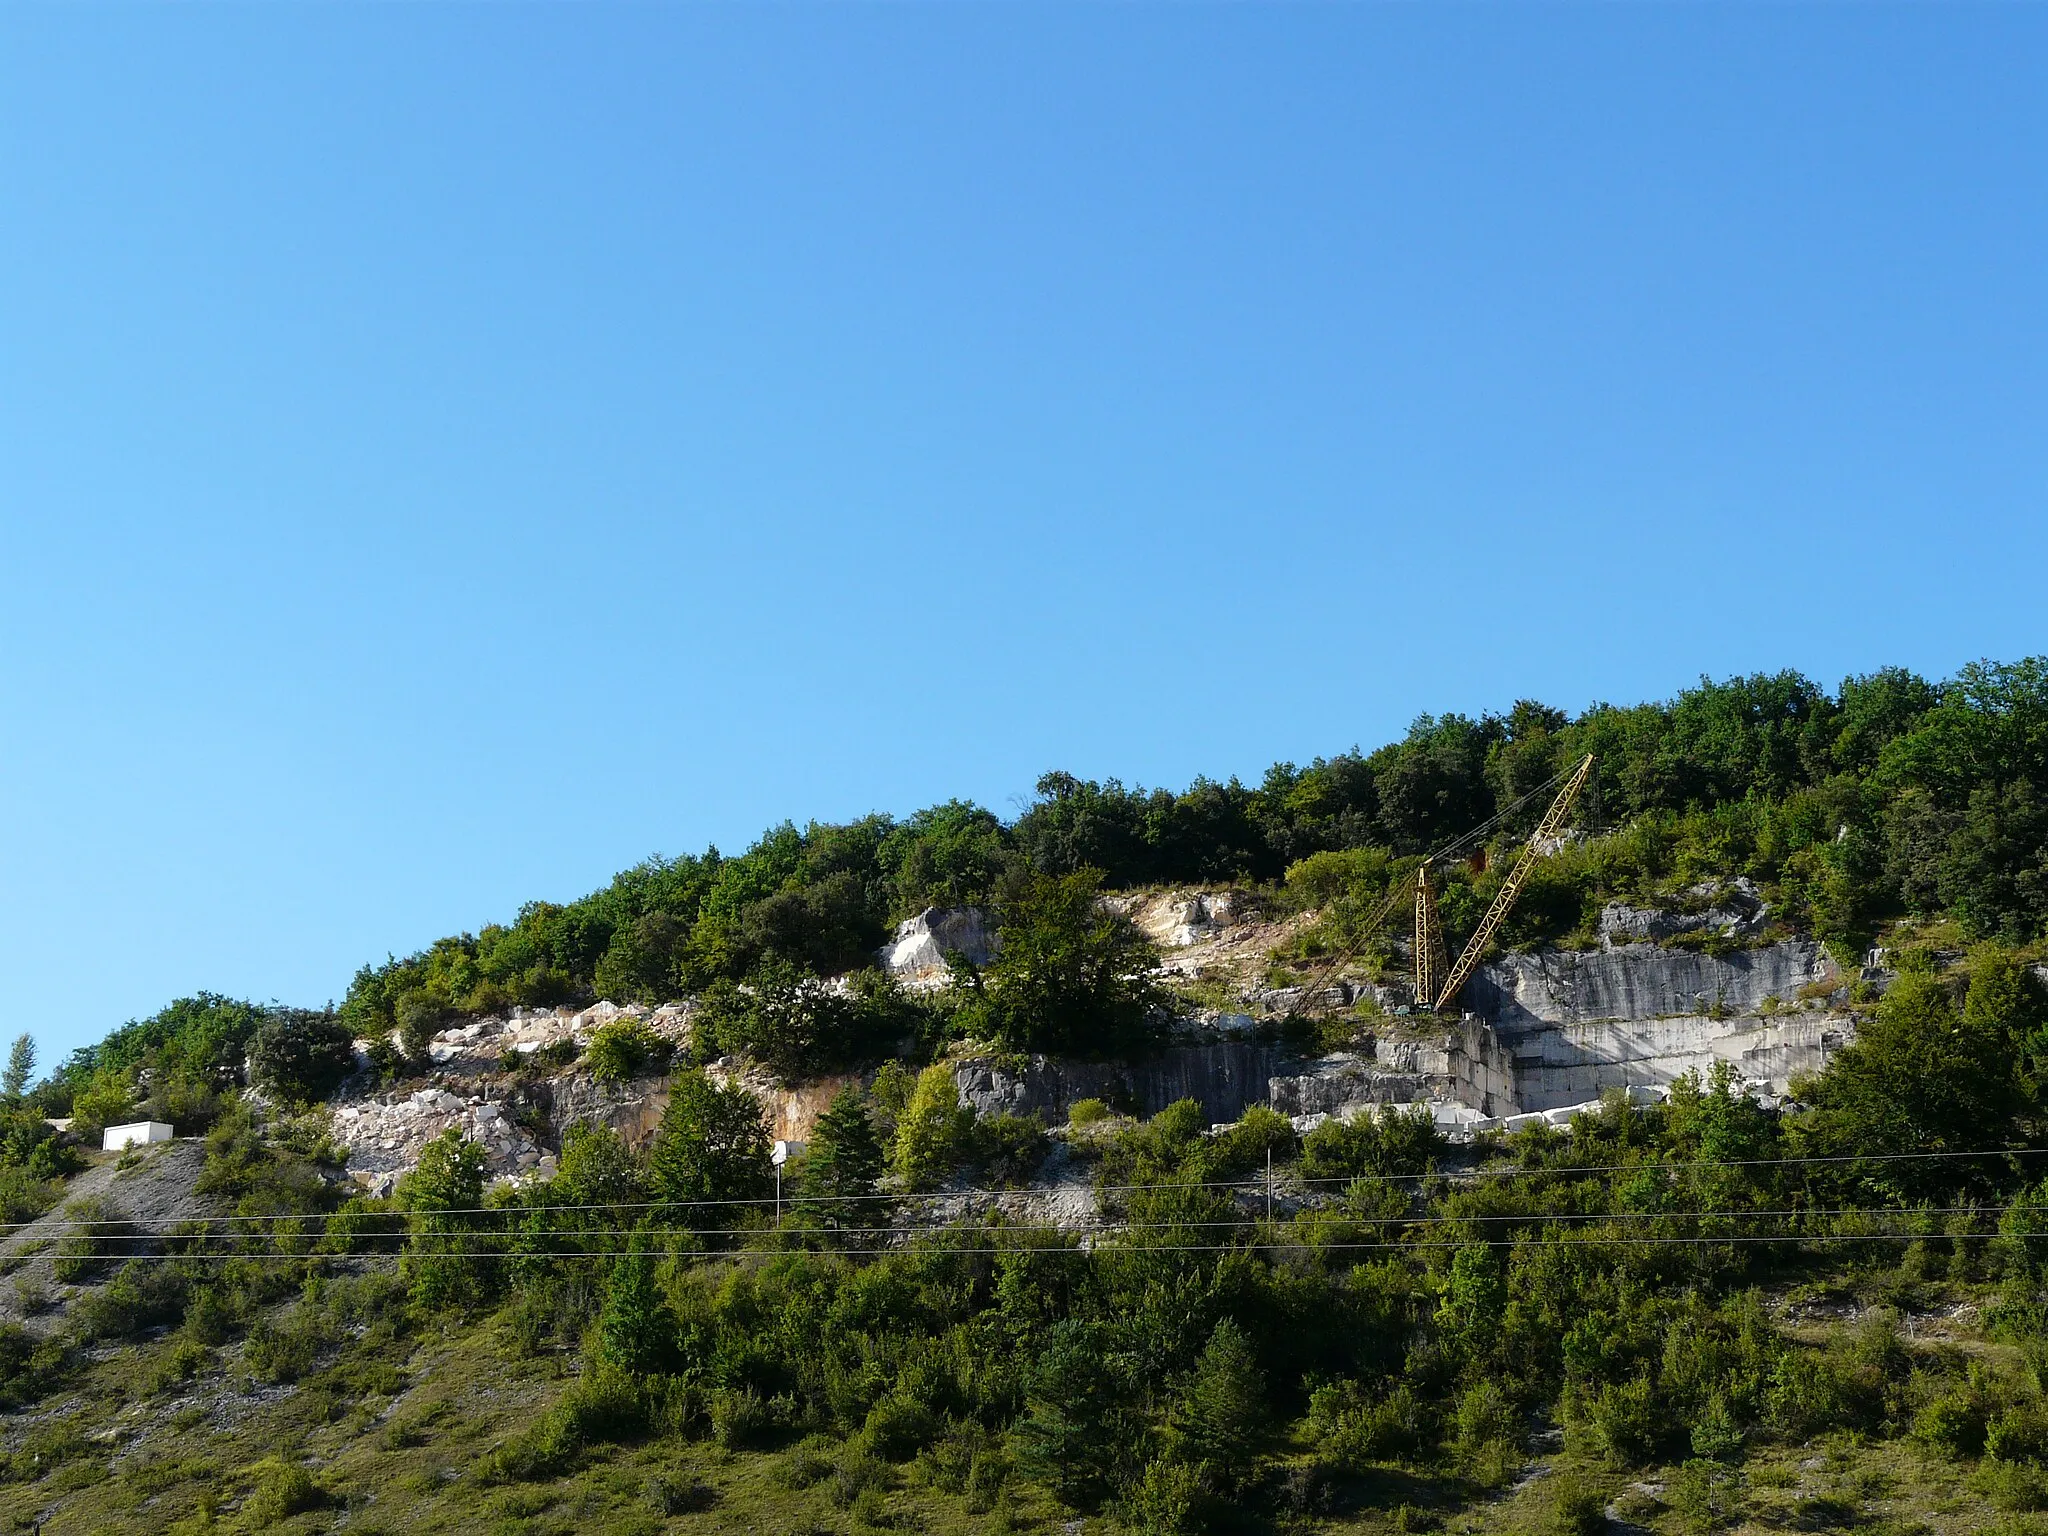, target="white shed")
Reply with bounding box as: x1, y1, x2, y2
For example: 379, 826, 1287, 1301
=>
103, 1120, 174, 1152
